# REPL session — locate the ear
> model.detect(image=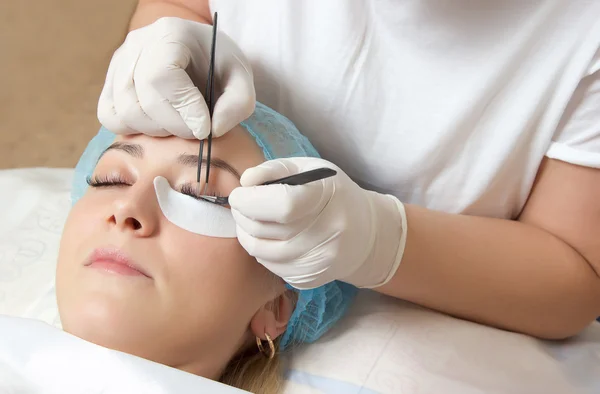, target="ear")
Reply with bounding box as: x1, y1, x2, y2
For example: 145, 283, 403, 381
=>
250, 290, 295, 341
